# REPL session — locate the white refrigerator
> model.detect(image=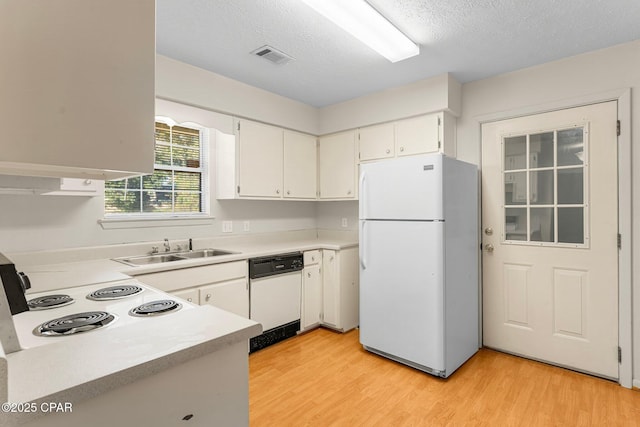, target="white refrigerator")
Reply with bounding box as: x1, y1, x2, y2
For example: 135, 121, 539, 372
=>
359, 153, 478, 378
